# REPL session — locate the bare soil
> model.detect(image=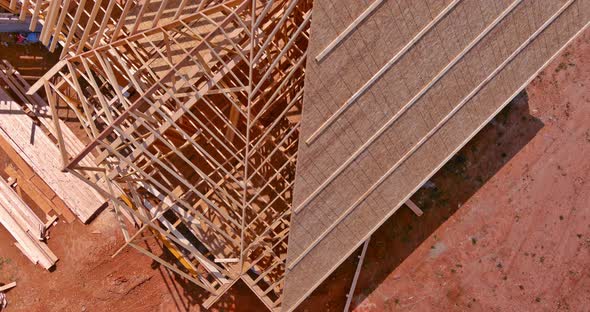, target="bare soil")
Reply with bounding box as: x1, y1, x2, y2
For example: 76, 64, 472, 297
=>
346, 28, 590, 312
